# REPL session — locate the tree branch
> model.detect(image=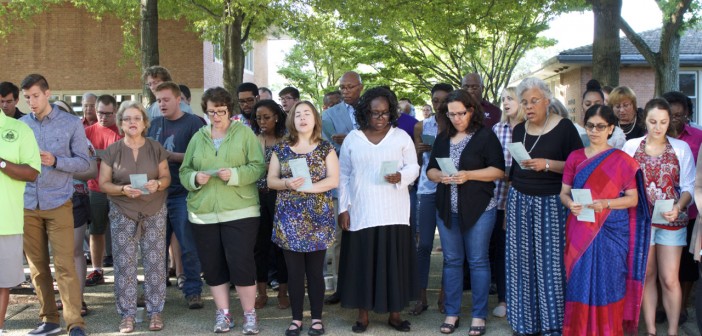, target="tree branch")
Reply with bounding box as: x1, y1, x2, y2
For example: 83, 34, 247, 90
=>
189, 0, 219, 19
619, 17, 658, 66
